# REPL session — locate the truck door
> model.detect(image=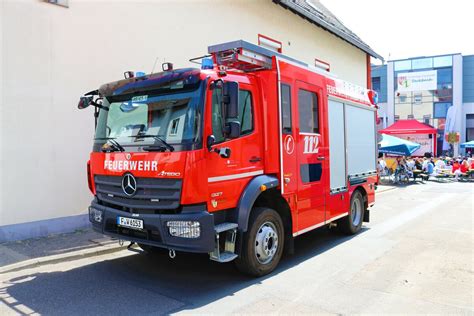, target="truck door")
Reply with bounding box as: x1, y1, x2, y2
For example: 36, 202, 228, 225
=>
279, 82, 298, 222
206, 83, 264, 212
294, 80, 327, 232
